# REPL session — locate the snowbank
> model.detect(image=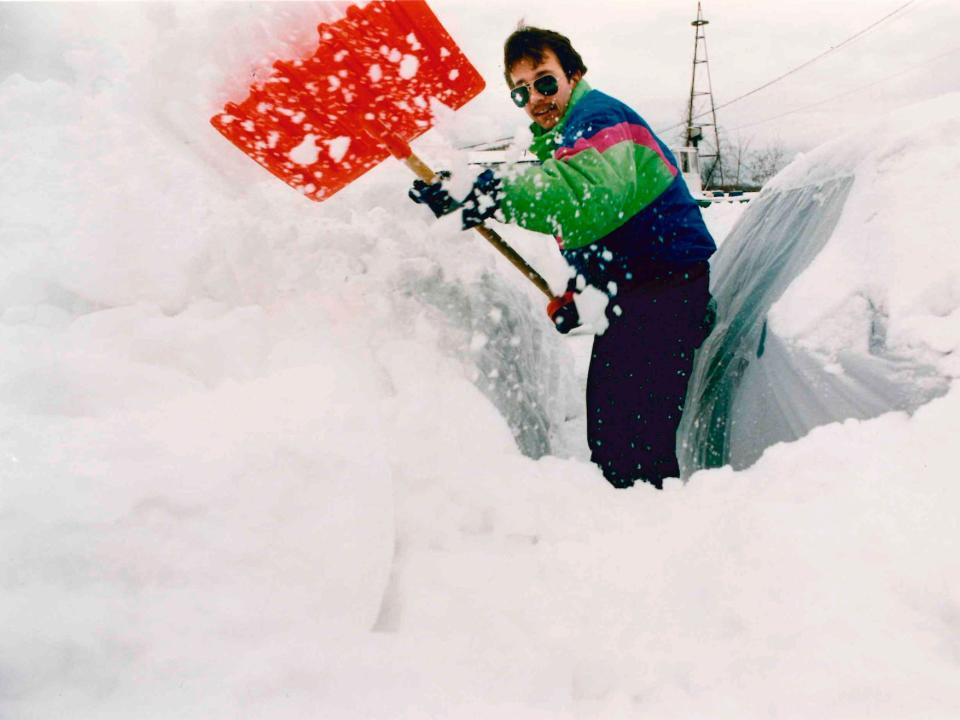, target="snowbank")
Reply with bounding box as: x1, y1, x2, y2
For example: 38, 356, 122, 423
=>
1, 4, 577, 715
681, 93, 960, 473
2, 5, 959, 719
